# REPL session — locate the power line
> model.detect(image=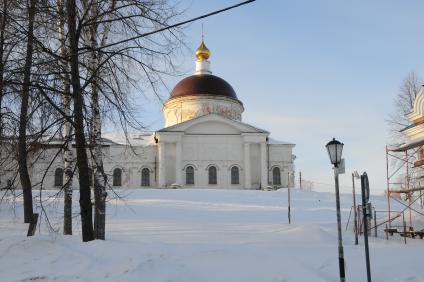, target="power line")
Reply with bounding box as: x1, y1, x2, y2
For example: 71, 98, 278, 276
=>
94, 0, 256, 51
